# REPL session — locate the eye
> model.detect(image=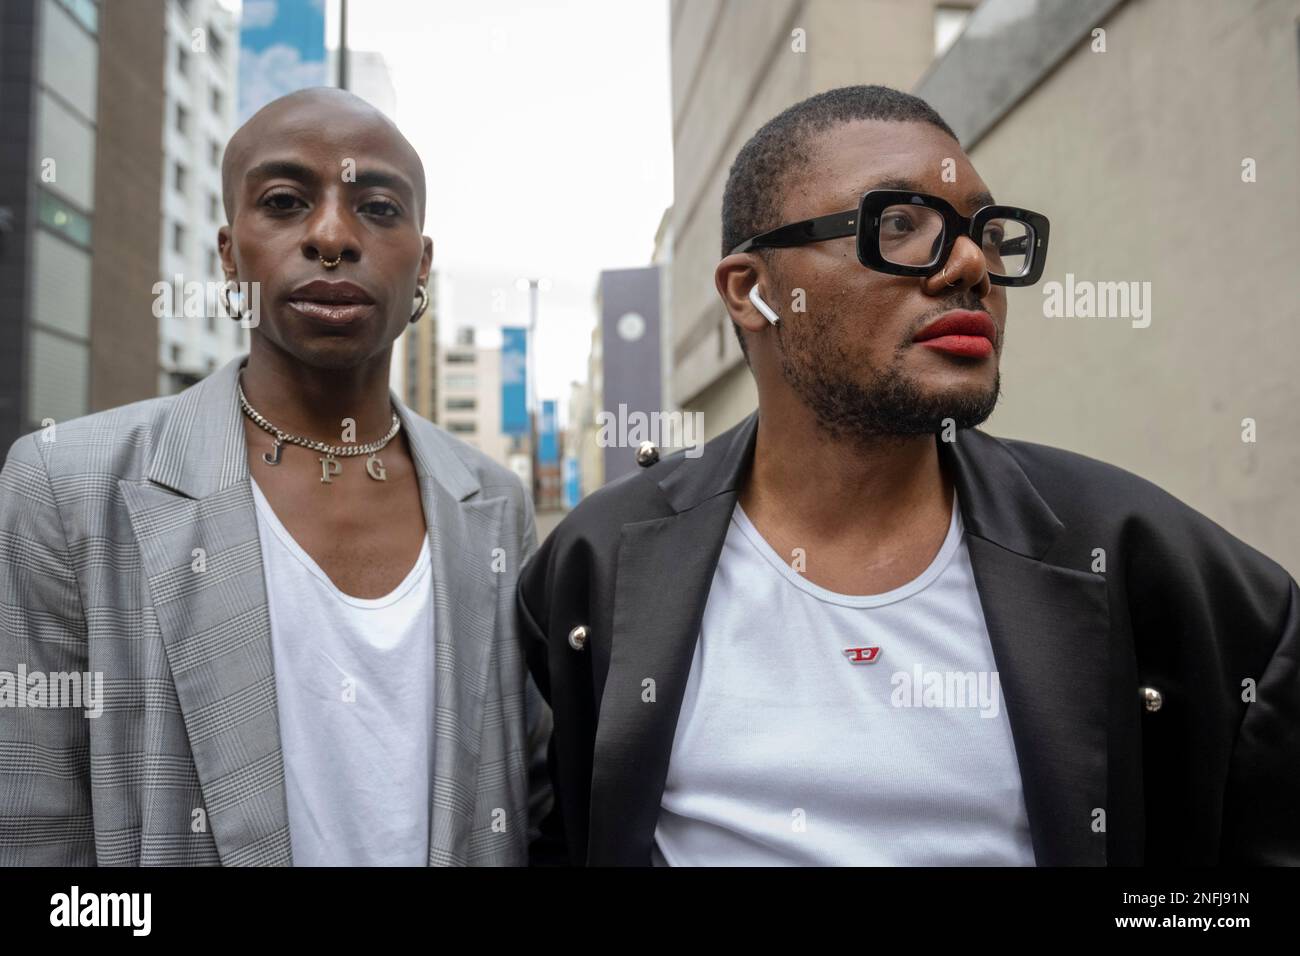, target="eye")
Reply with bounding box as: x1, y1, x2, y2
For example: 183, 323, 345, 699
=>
881, 212, 916, 235
361, 198, 400, 217
262, 191, 305, 212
